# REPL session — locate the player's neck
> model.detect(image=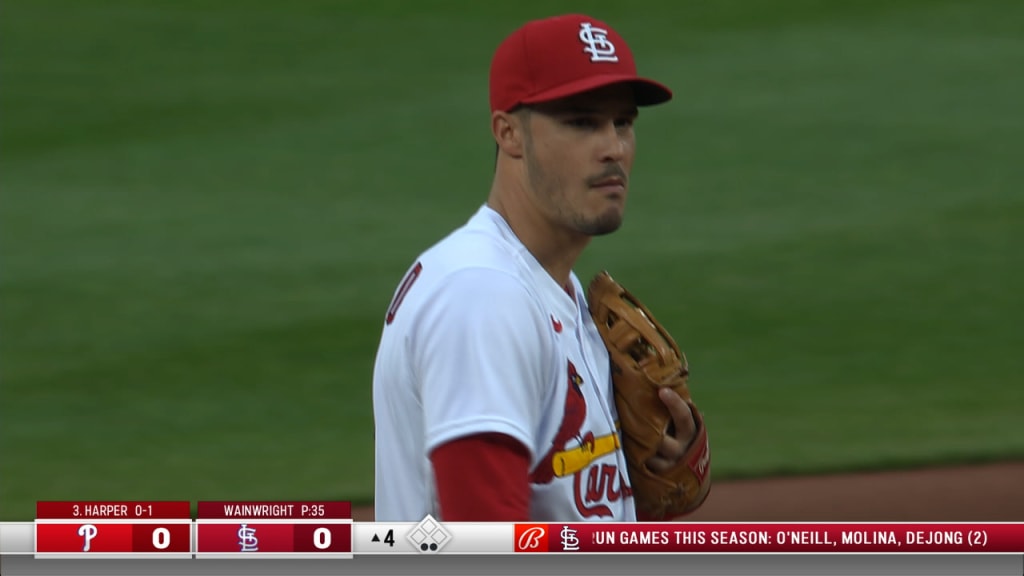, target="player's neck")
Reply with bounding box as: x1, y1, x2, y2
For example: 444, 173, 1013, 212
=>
487, 186, 589, 289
